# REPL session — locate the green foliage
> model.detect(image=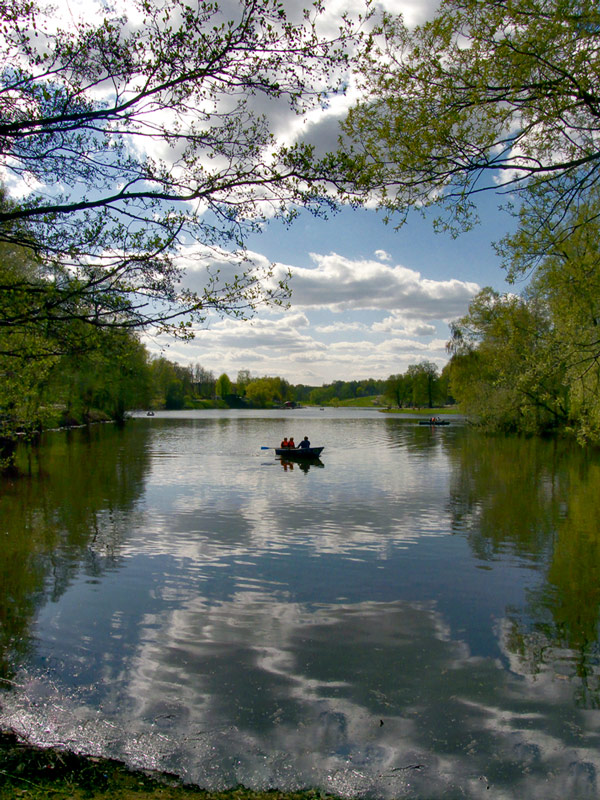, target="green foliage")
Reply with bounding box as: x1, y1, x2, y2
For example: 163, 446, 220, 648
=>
192, 364, 216, 399
499, 189, 600, 440
165, 381, 185, 410
448, 184, 600, 442
236, 369, 252, 395
447, 288, 571, 434
308, 378, 385, 405
149, 357, 195, 409
53, 332, 153, 423
343, 0, 600, 236
0, 234, 157, 466
215, 373, 233, 400
340, 0, 600, 443
245, 376, 291, 406
383, 362, 448, 408
384, 373, 411, 408
0, 0, 362, 335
